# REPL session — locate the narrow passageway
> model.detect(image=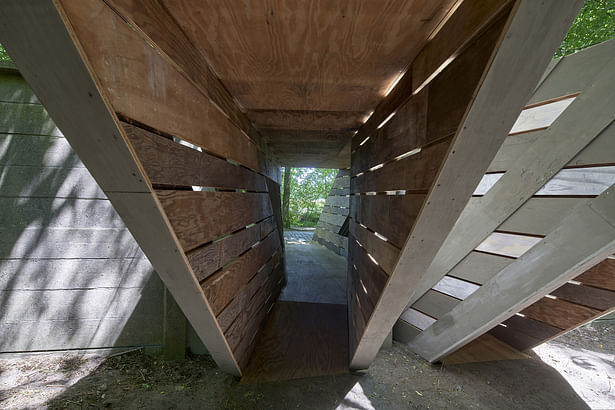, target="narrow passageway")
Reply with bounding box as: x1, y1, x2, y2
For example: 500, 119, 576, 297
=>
241, 230, 349, 383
